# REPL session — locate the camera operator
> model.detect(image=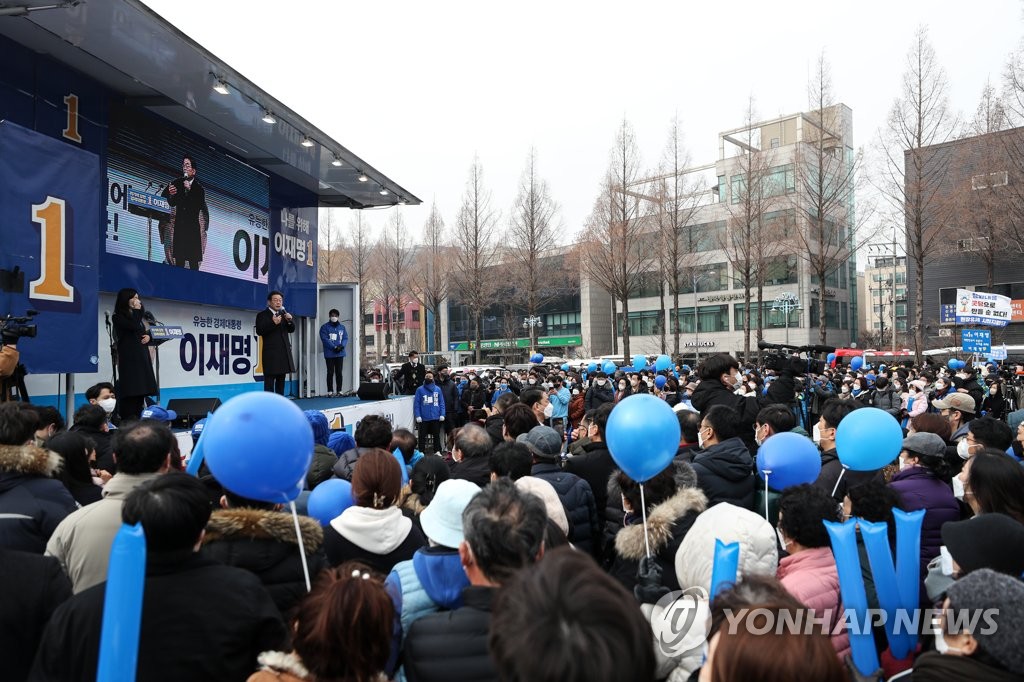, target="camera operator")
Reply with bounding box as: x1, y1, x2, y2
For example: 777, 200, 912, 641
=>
690, 353, 796, 454
111, 288, 158, 421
